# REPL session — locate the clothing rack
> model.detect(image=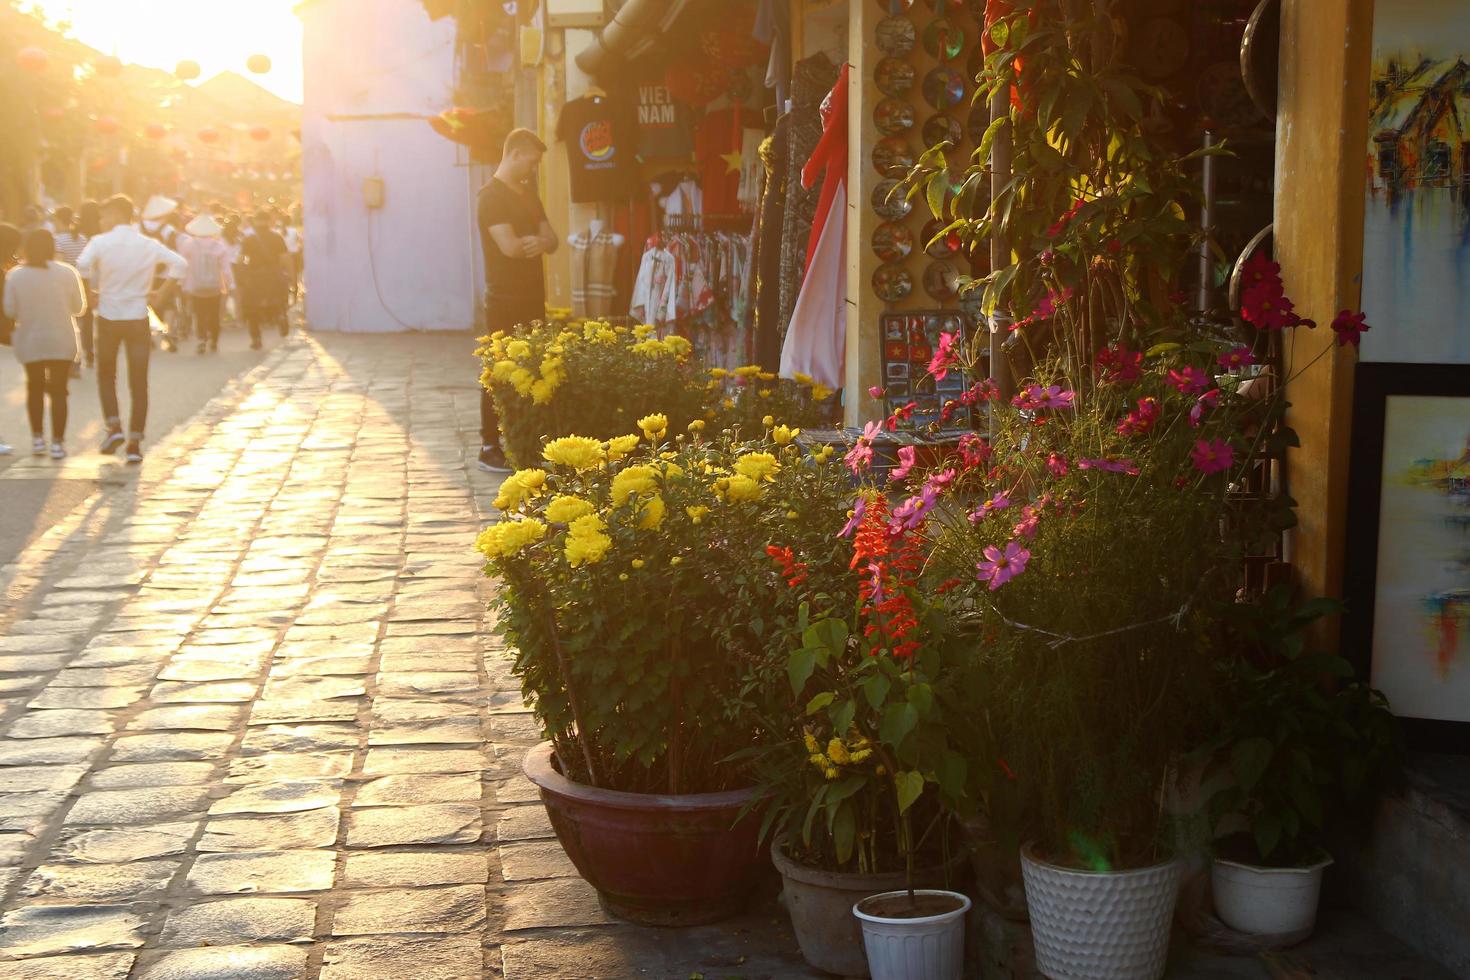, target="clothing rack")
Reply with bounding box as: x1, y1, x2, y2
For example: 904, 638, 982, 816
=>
661, 212, 753, 233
